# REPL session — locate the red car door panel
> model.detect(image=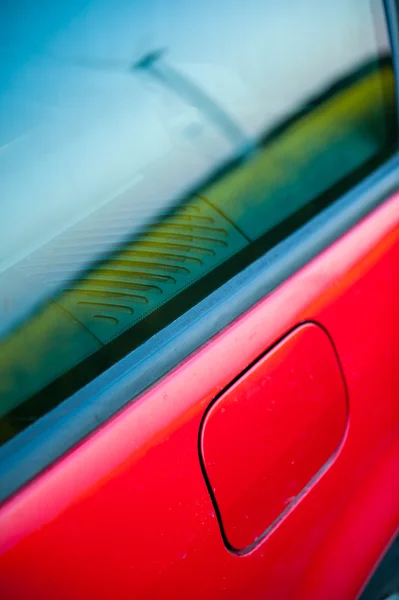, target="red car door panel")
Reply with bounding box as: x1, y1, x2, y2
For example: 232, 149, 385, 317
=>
0, 192, 398, 599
